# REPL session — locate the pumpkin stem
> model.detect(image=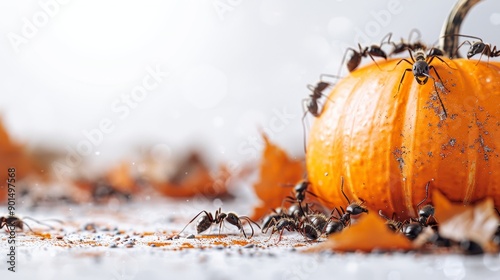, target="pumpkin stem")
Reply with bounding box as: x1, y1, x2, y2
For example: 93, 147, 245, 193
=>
439, 0, 483, 58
